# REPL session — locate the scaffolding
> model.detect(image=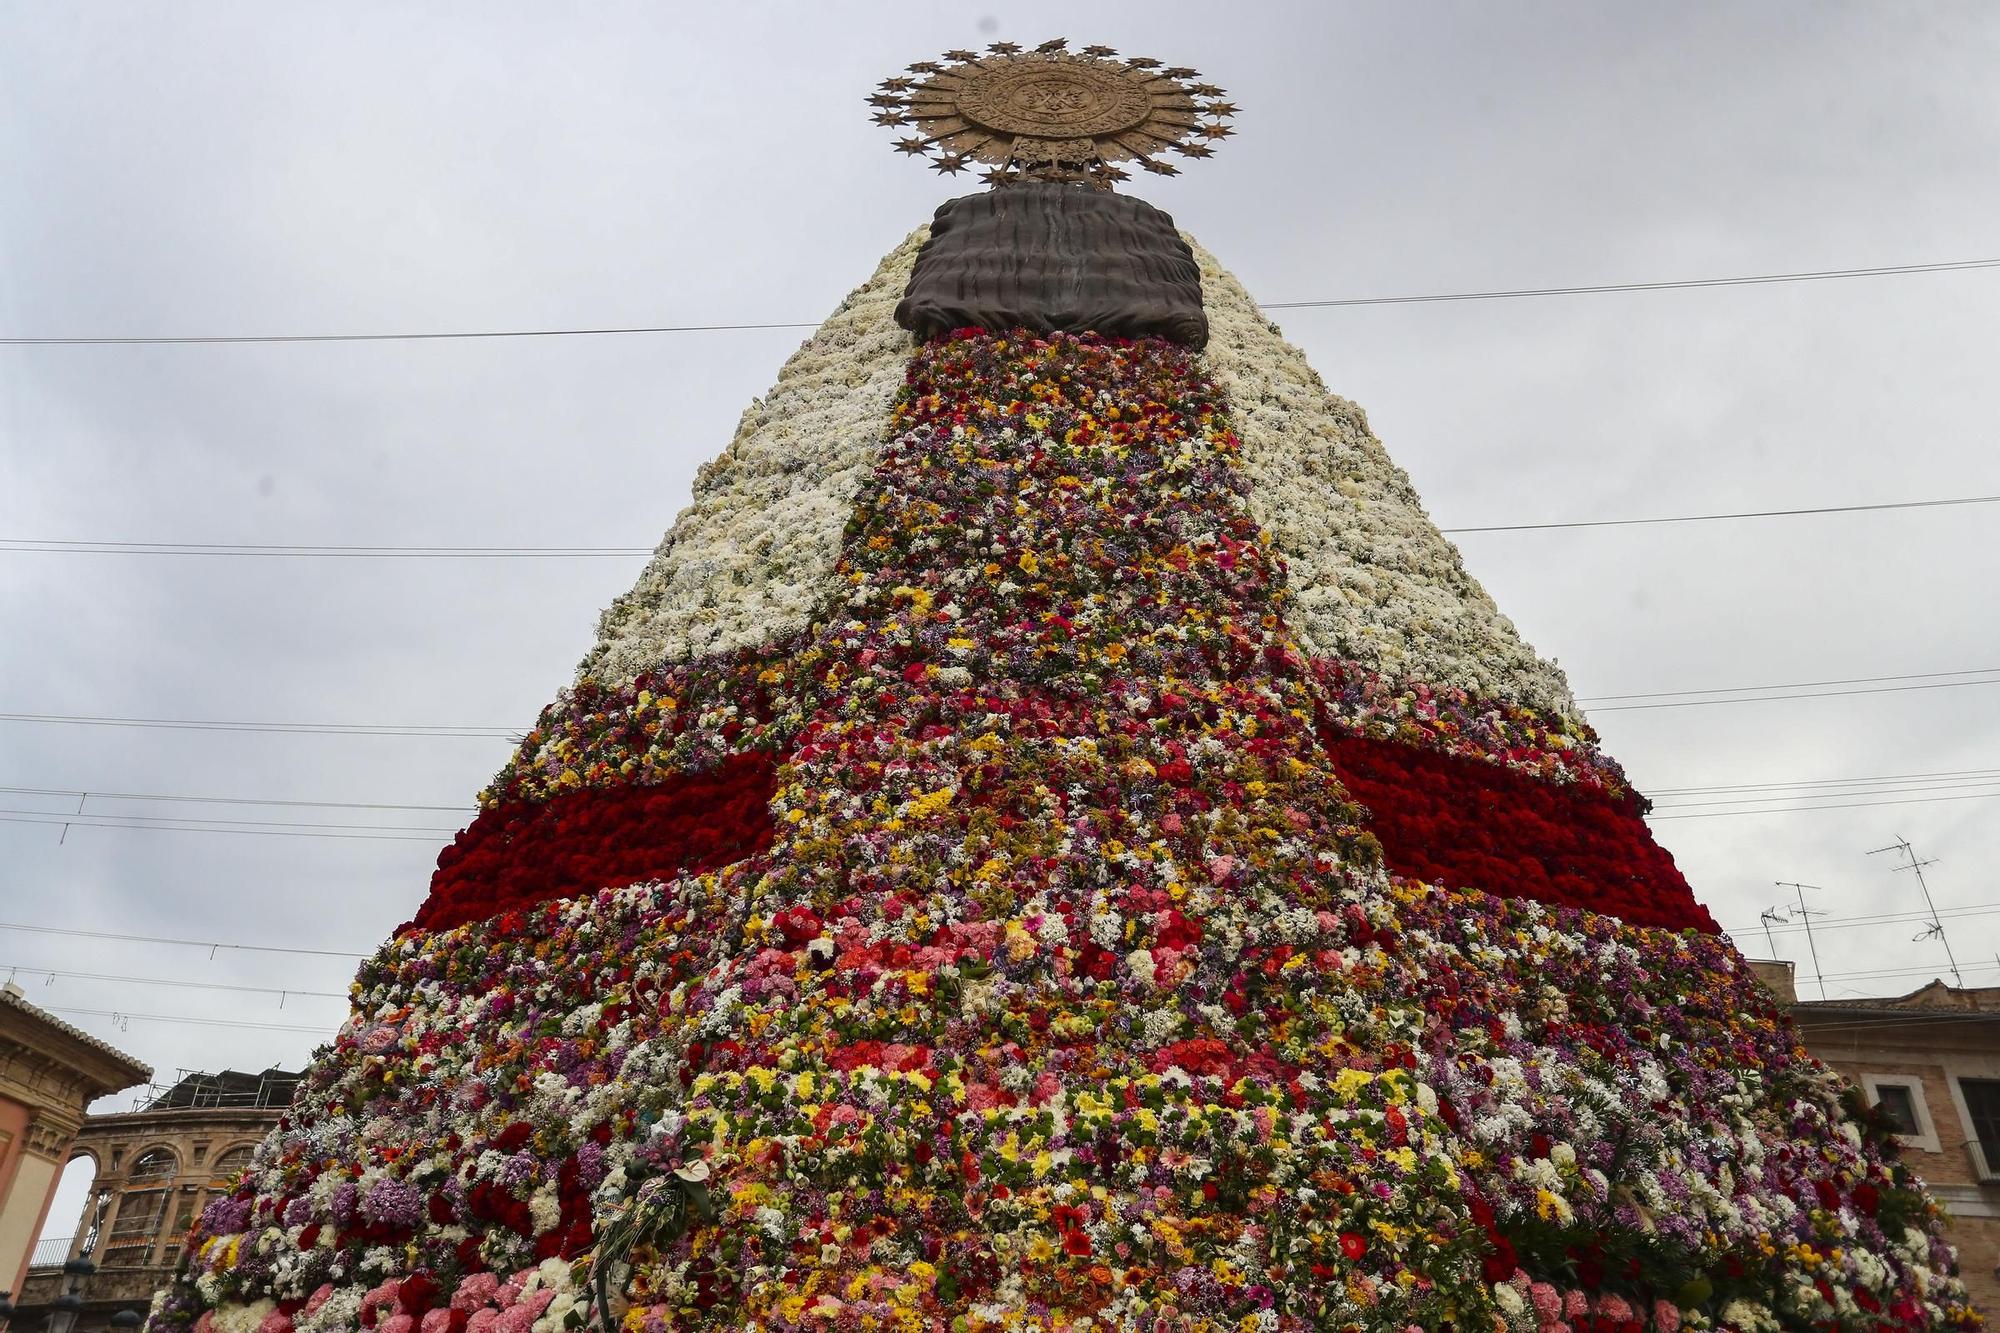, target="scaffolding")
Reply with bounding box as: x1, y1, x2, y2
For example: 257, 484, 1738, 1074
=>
132, 1066, 302, 1112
